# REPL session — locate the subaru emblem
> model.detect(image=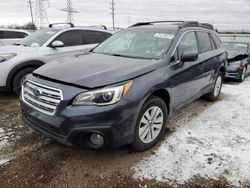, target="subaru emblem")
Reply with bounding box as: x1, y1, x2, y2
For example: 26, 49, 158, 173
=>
33, 88, 42, 97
